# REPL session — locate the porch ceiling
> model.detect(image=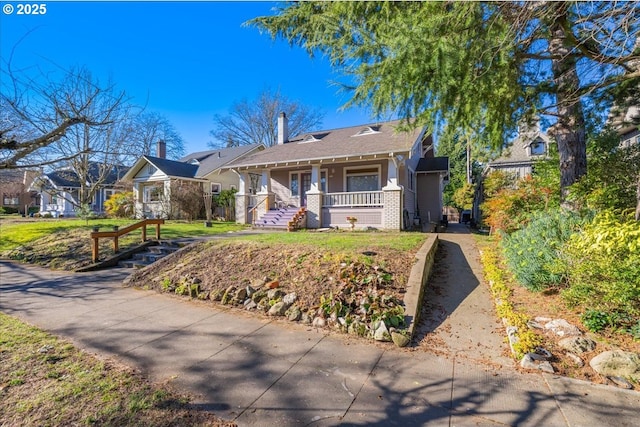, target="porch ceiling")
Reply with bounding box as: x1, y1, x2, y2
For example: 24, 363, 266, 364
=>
230, 150, 410, 171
